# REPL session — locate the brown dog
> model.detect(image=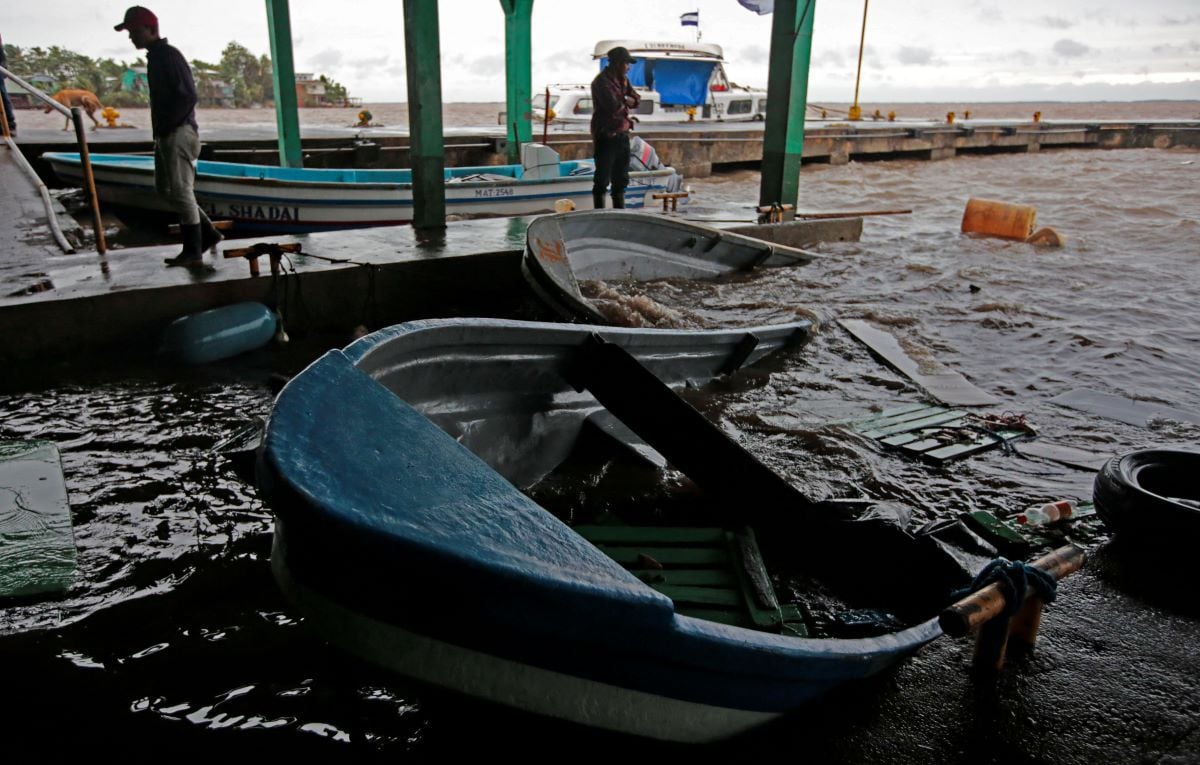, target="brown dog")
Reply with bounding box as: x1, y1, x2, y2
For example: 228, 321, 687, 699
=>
45, 89, 103, 130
